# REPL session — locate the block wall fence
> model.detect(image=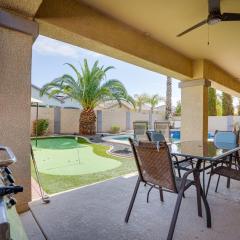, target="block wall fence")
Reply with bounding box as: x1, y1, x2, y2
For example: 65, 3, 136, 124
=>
31, 107, 239, 135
